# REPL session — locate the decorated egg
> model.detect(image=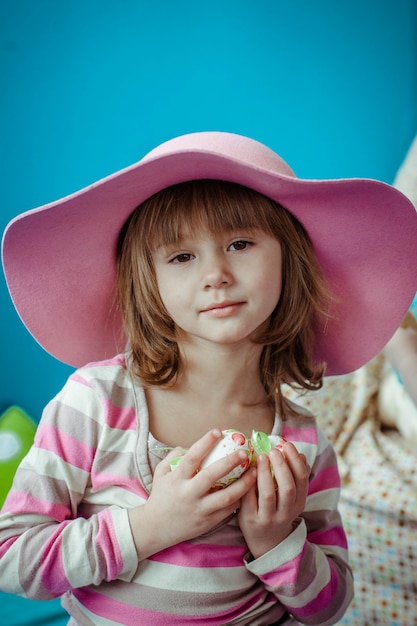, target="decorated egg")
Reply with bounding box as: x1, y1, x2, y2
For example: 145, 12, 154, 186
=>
169, 429, 291, 489
200, 429, 253, 489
